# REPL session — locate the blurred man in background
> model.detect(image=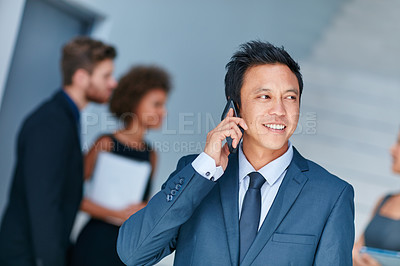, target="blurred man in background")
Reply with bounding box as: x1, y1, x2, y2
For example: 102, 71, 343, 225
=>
0, 36, 117, 266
